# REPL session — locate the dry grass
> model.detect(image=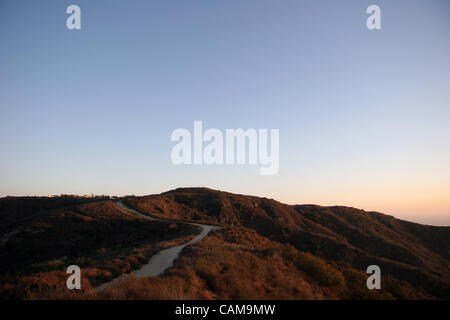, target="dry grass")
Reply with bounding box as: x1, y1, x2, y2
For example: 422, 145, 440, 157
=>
96, 227, 426, 300
0, 199, 201, 299
2, 189, 448, 300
